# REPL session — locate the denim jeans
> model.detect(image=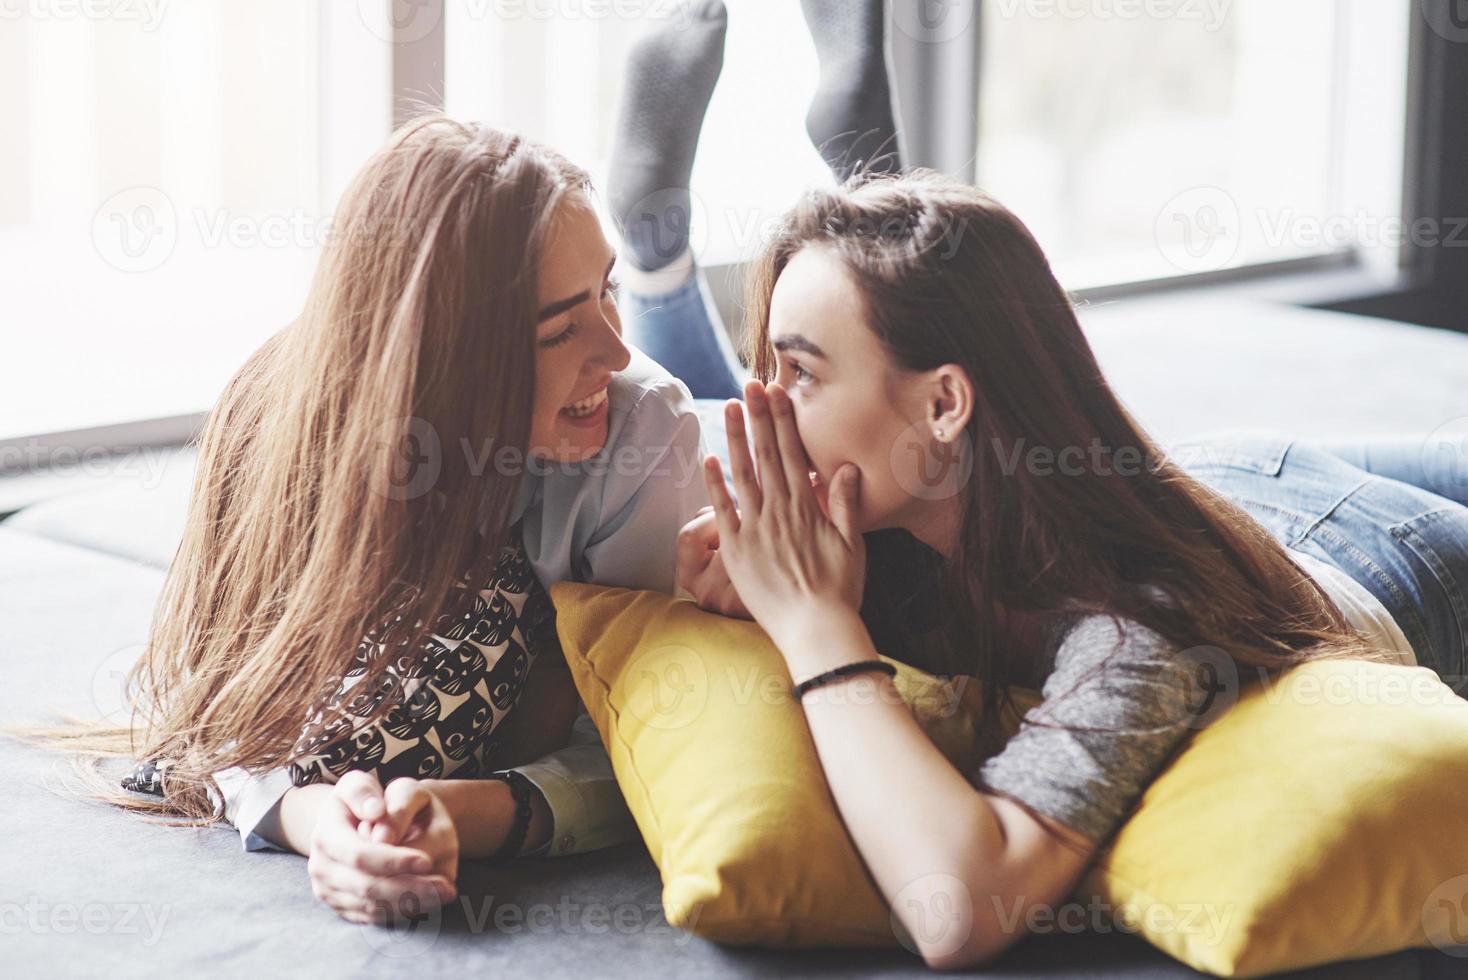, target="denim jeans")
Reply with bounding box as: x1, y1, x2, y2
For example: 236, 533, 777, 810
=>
1172, 430, 1468, 690
619, 264, 747, 401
